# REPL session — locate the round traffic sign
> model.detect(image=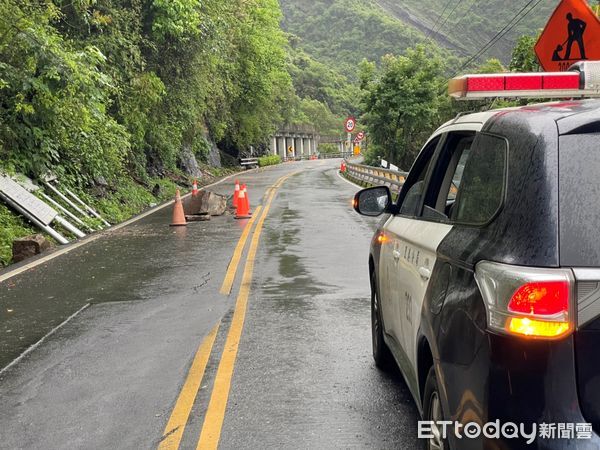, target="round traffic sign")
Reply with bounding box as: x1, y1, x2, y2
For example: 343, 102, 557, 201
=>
357, 131, 365, 140
345, 117, 356, 133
